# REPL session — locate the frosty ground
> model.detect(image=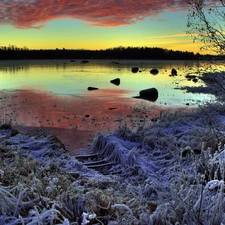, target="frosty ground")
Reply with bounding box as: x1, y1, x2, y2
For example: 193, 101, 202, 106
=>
1, 71, 225, 224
